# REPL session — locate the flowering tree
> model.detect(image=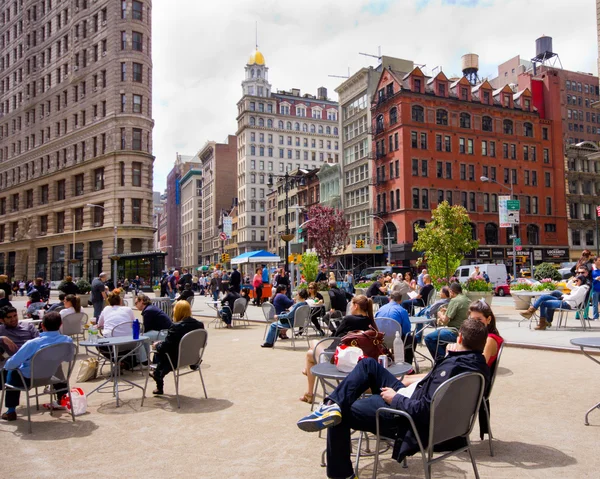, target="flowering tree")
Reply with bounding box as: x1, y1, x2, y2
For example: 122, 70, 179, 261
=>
305, 204, 350, 267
